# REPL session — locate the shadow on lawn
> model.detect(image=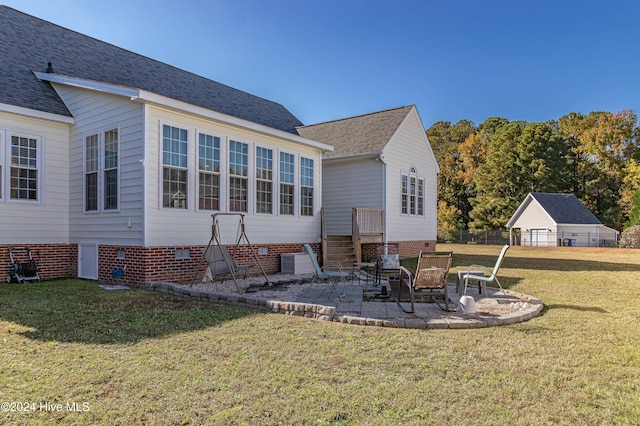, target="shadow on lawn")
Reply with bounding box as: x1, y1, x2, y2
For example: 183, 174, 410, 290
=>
451, 254, 640, 272
0, 279, 253, 344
